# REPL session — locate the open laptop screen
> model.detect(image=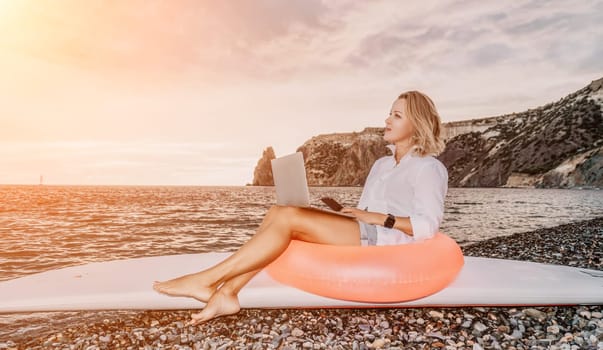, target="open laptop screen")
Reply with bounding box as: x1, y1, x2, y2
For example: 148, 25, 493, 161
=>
270, 152, 311, 207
